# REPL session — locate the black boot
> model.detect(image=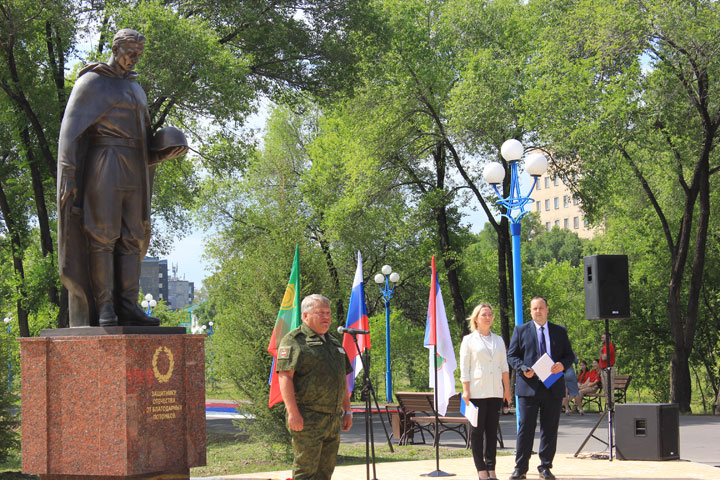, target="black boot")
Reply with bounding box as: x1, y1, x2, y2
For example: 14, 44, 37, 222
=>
90, 252, 118, 326
116, 254, 160, 326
